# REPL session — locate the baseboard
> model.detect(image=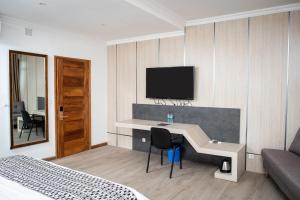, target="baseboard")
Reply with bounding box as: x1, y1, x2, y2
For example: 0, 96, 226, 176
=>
43, 156, 57, 161
91, 142, 108, 149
